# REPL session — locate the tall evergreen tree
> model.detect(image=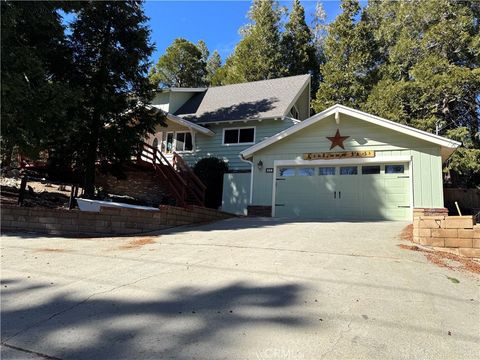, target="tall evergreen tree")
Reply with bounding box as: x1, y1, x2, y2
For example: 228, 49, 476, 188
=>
206, 50, 222, 85
149, 38, 207, 88
223, 0, 285, 83
69, 1, 160, 197
282, 0, 318, 94
0, 1, 77, 166
364, 0, 480, 186
282, 0, 317, 75
313, 0, 378, 111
